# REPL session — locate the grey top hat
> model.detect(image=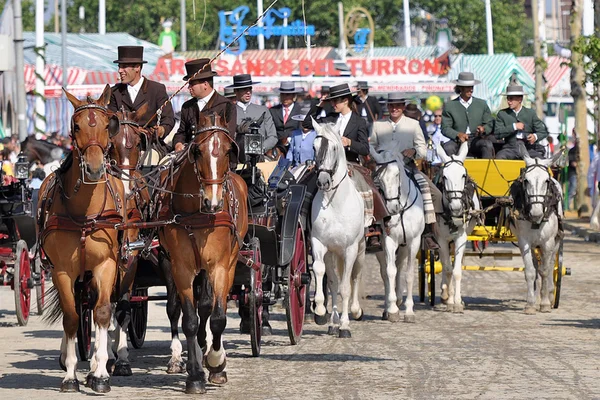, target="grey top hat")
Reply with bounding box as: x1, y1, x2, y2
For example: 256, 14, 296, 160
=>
452, 71, 481, 86
226, 74, 260, 89
387, 92, 407, 104
223, 87, 236, 98
502, 85, 525, 96
275, 81, 303, 93
327, 83, 355, 100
